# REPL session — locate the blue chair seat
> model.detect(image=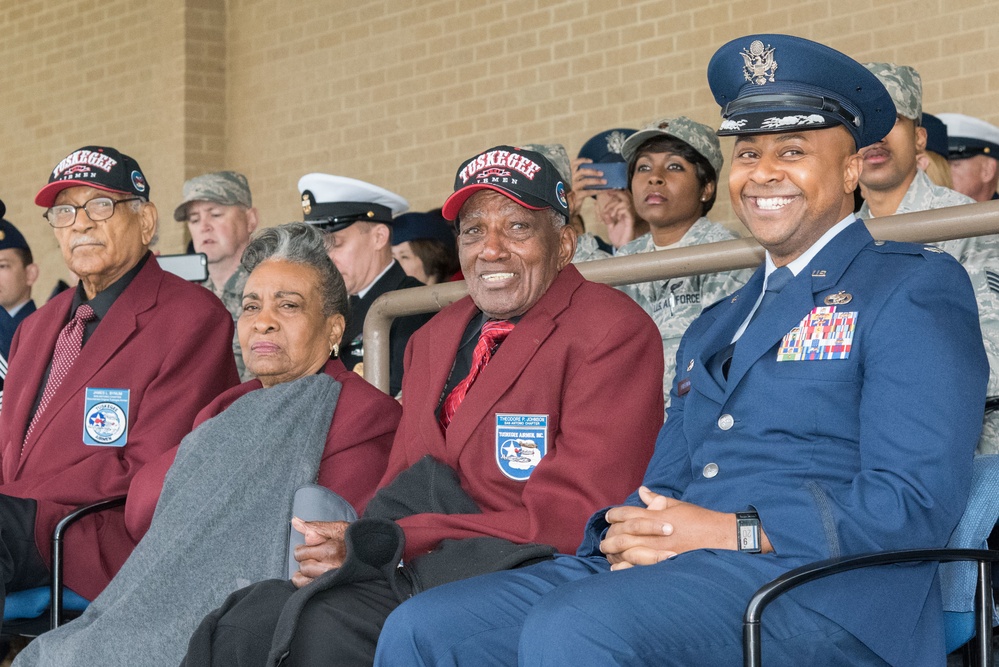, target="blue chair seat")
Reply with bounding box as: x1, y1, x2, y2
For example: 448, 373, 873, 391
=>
4, 586, 89, 622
